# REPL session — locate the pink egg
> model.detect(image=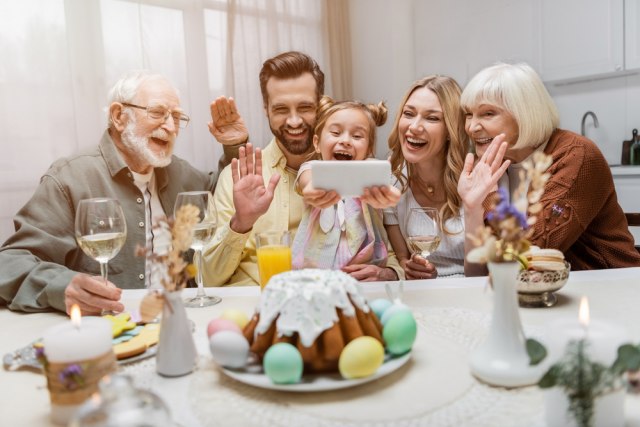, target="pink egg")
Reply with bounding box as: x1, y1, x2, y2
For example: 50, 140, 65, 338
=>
207, 318, 242, 338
